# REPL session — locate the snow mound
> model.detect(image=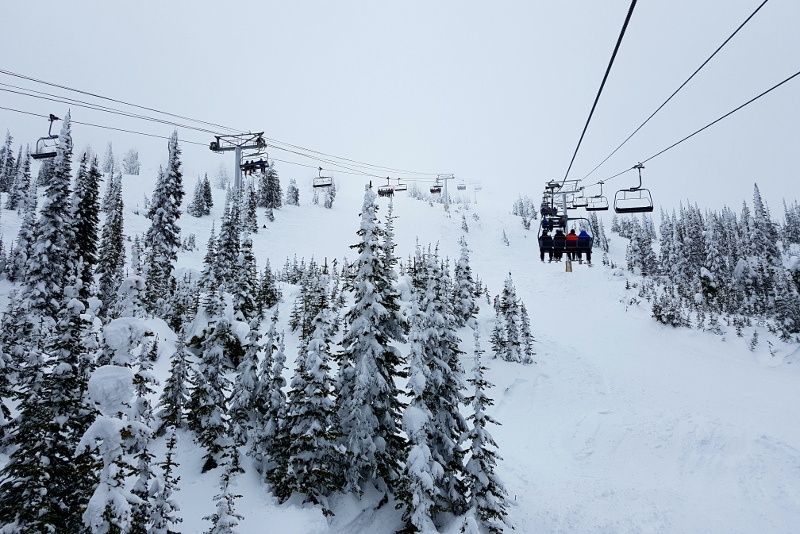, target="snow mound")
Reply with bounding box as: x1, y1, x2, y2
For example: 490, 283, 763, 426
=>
88, 365, 134, 416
